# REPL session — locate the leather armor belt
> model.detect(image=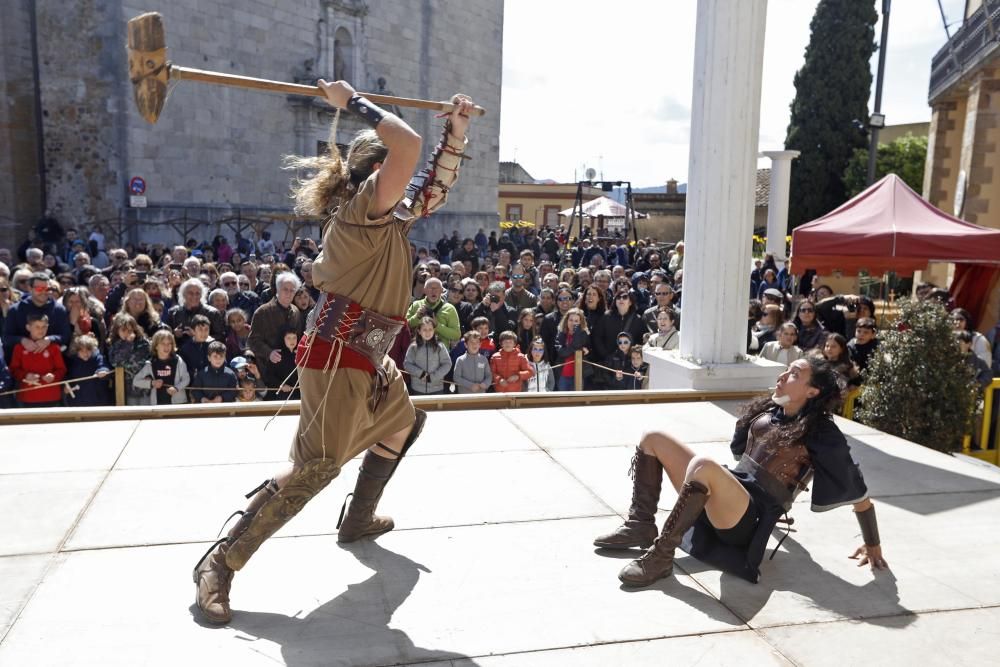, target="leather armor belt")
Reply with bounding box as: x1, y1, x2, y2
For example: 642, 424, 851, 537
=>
296, 292, 404, 411
734, 455, 799, 512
